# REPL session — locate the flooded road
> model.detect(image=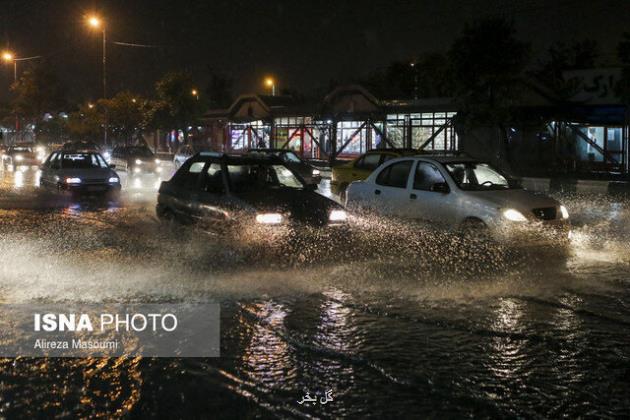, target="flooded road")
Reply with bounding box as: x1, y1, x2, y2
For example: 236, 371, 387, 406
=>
1, 166, 630, 418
